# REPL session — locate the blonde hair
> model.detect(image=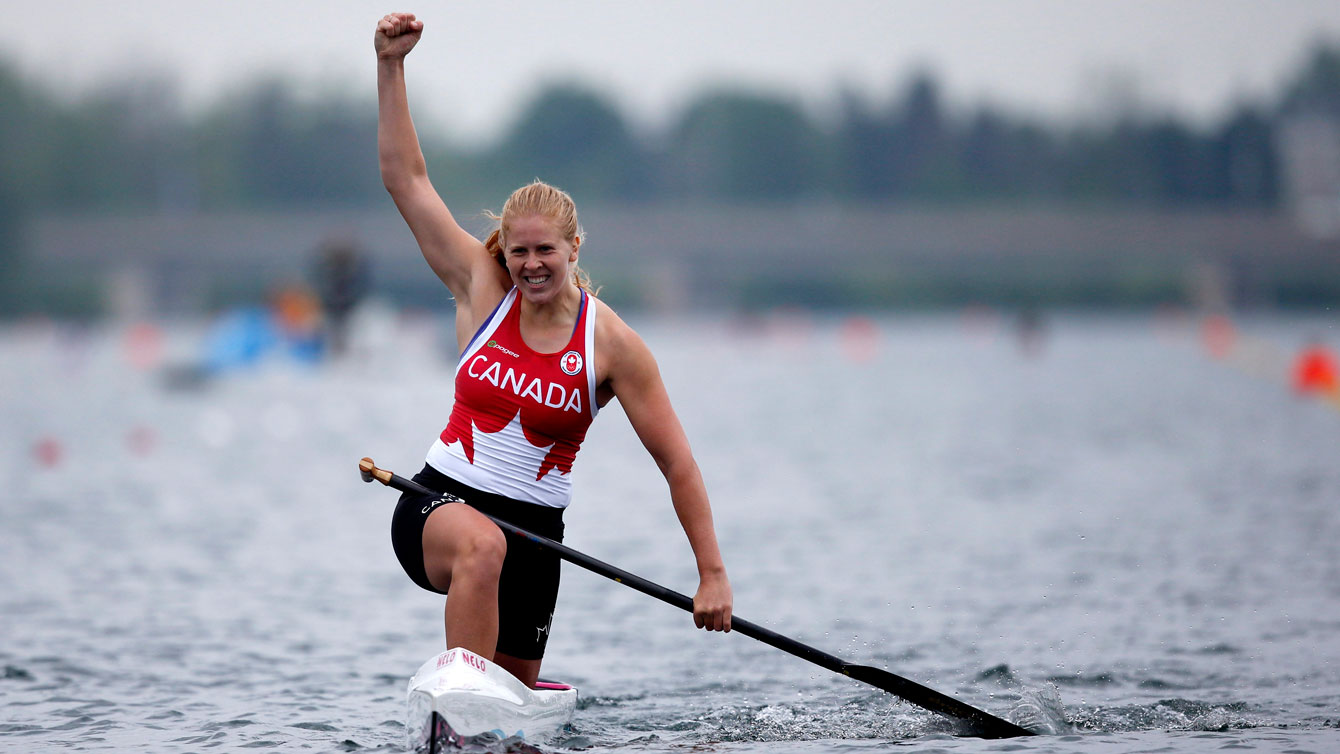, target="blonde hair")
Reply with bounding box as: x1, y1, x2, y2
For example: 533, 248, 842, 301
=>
483, 180, 595, 293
